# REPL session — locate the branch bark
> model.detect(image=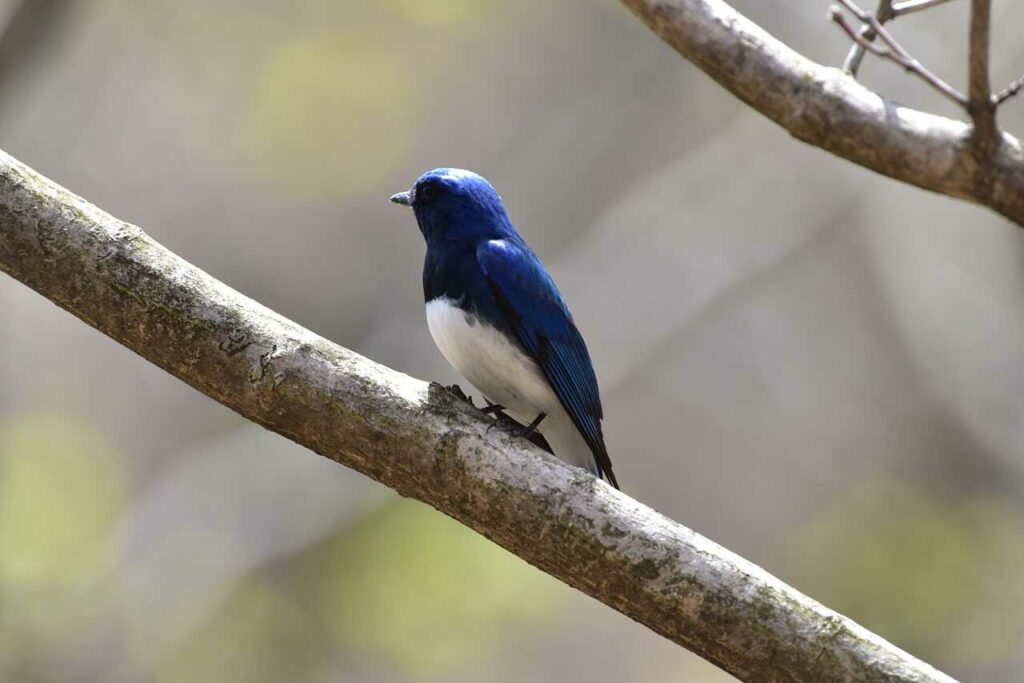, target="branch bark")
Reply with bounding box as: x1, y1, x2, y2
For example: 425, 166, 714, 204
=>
618, 0, 1024, 228
0, 153, 958, 681
967, 0, 996, 141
